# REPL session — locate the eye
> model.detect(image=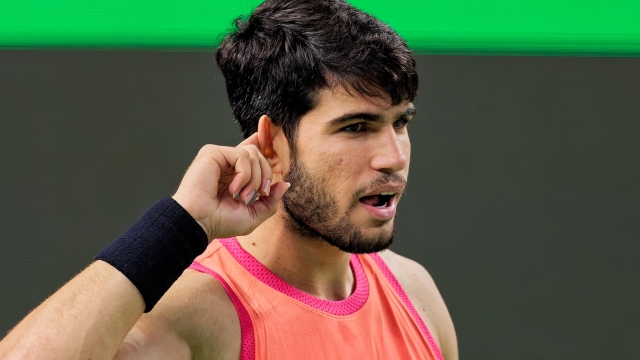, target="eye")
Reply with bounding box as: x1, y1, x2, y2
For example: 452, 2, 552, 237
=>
342, 123, 366, 133
393, 117, 410, 129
